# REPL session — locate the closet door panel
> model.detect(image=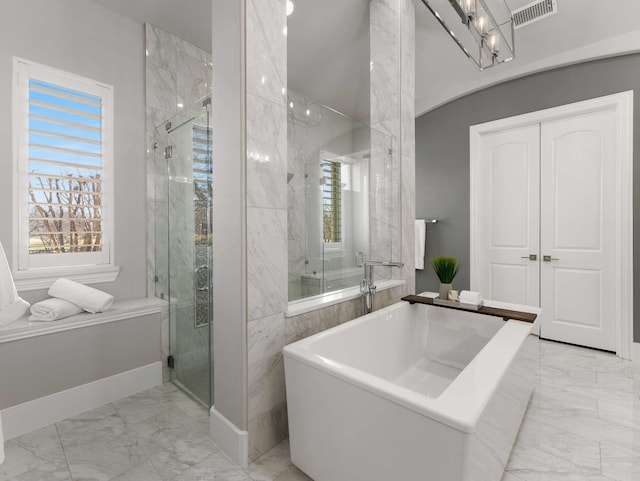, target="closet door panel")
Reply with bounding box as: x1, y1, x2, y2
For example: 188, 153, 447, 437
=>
540, 108, 616, 351
479, 125, 540, 306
